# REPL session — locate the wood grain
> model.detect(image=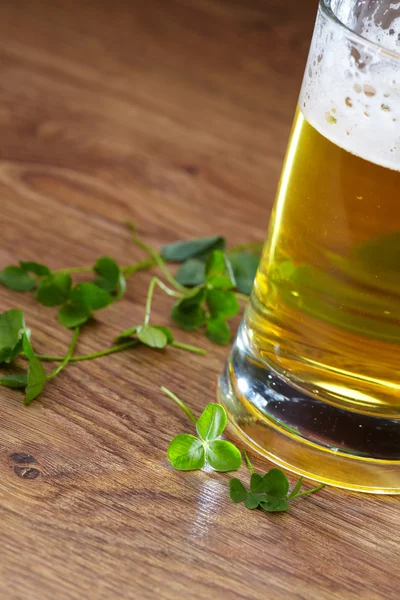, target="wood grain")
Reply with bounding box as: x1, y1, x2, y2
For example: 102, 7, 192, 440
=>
0, 1, 398, 599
